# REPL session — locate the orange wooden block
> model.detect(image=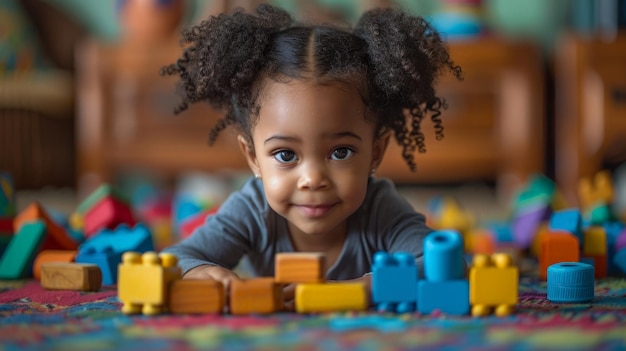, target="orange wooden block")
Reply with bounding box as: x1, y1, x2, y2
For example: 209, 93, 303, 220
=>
230, 277, 283, 315
168, 279, 225, 314
33, 250, 77, 280
14, 202, 78, 251
275, 252, 325, 284
539, 232, 580, 280
41, 262, 102, 291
